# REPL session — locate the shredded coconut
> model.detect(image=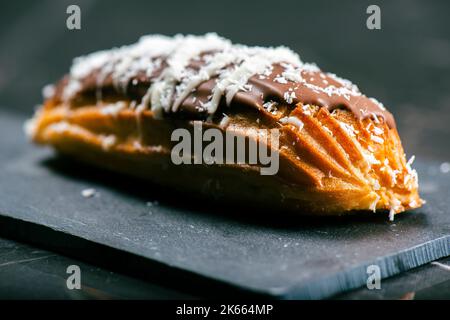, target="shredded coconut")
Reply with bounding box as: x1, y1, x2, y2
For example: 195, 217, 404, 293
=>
101, 101, 127, 116
101, 135, 117, 150
339, 122, 356, 137
279, 116, 304, 130
439, 162, 450, 173
42, 84, 55, 99
371, 135, 384, 144
389, 208, 395, 221
283, 91, 297, 104
60, 33, 390, 124
372, 126, 384, 135
81, 188, 98, 198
